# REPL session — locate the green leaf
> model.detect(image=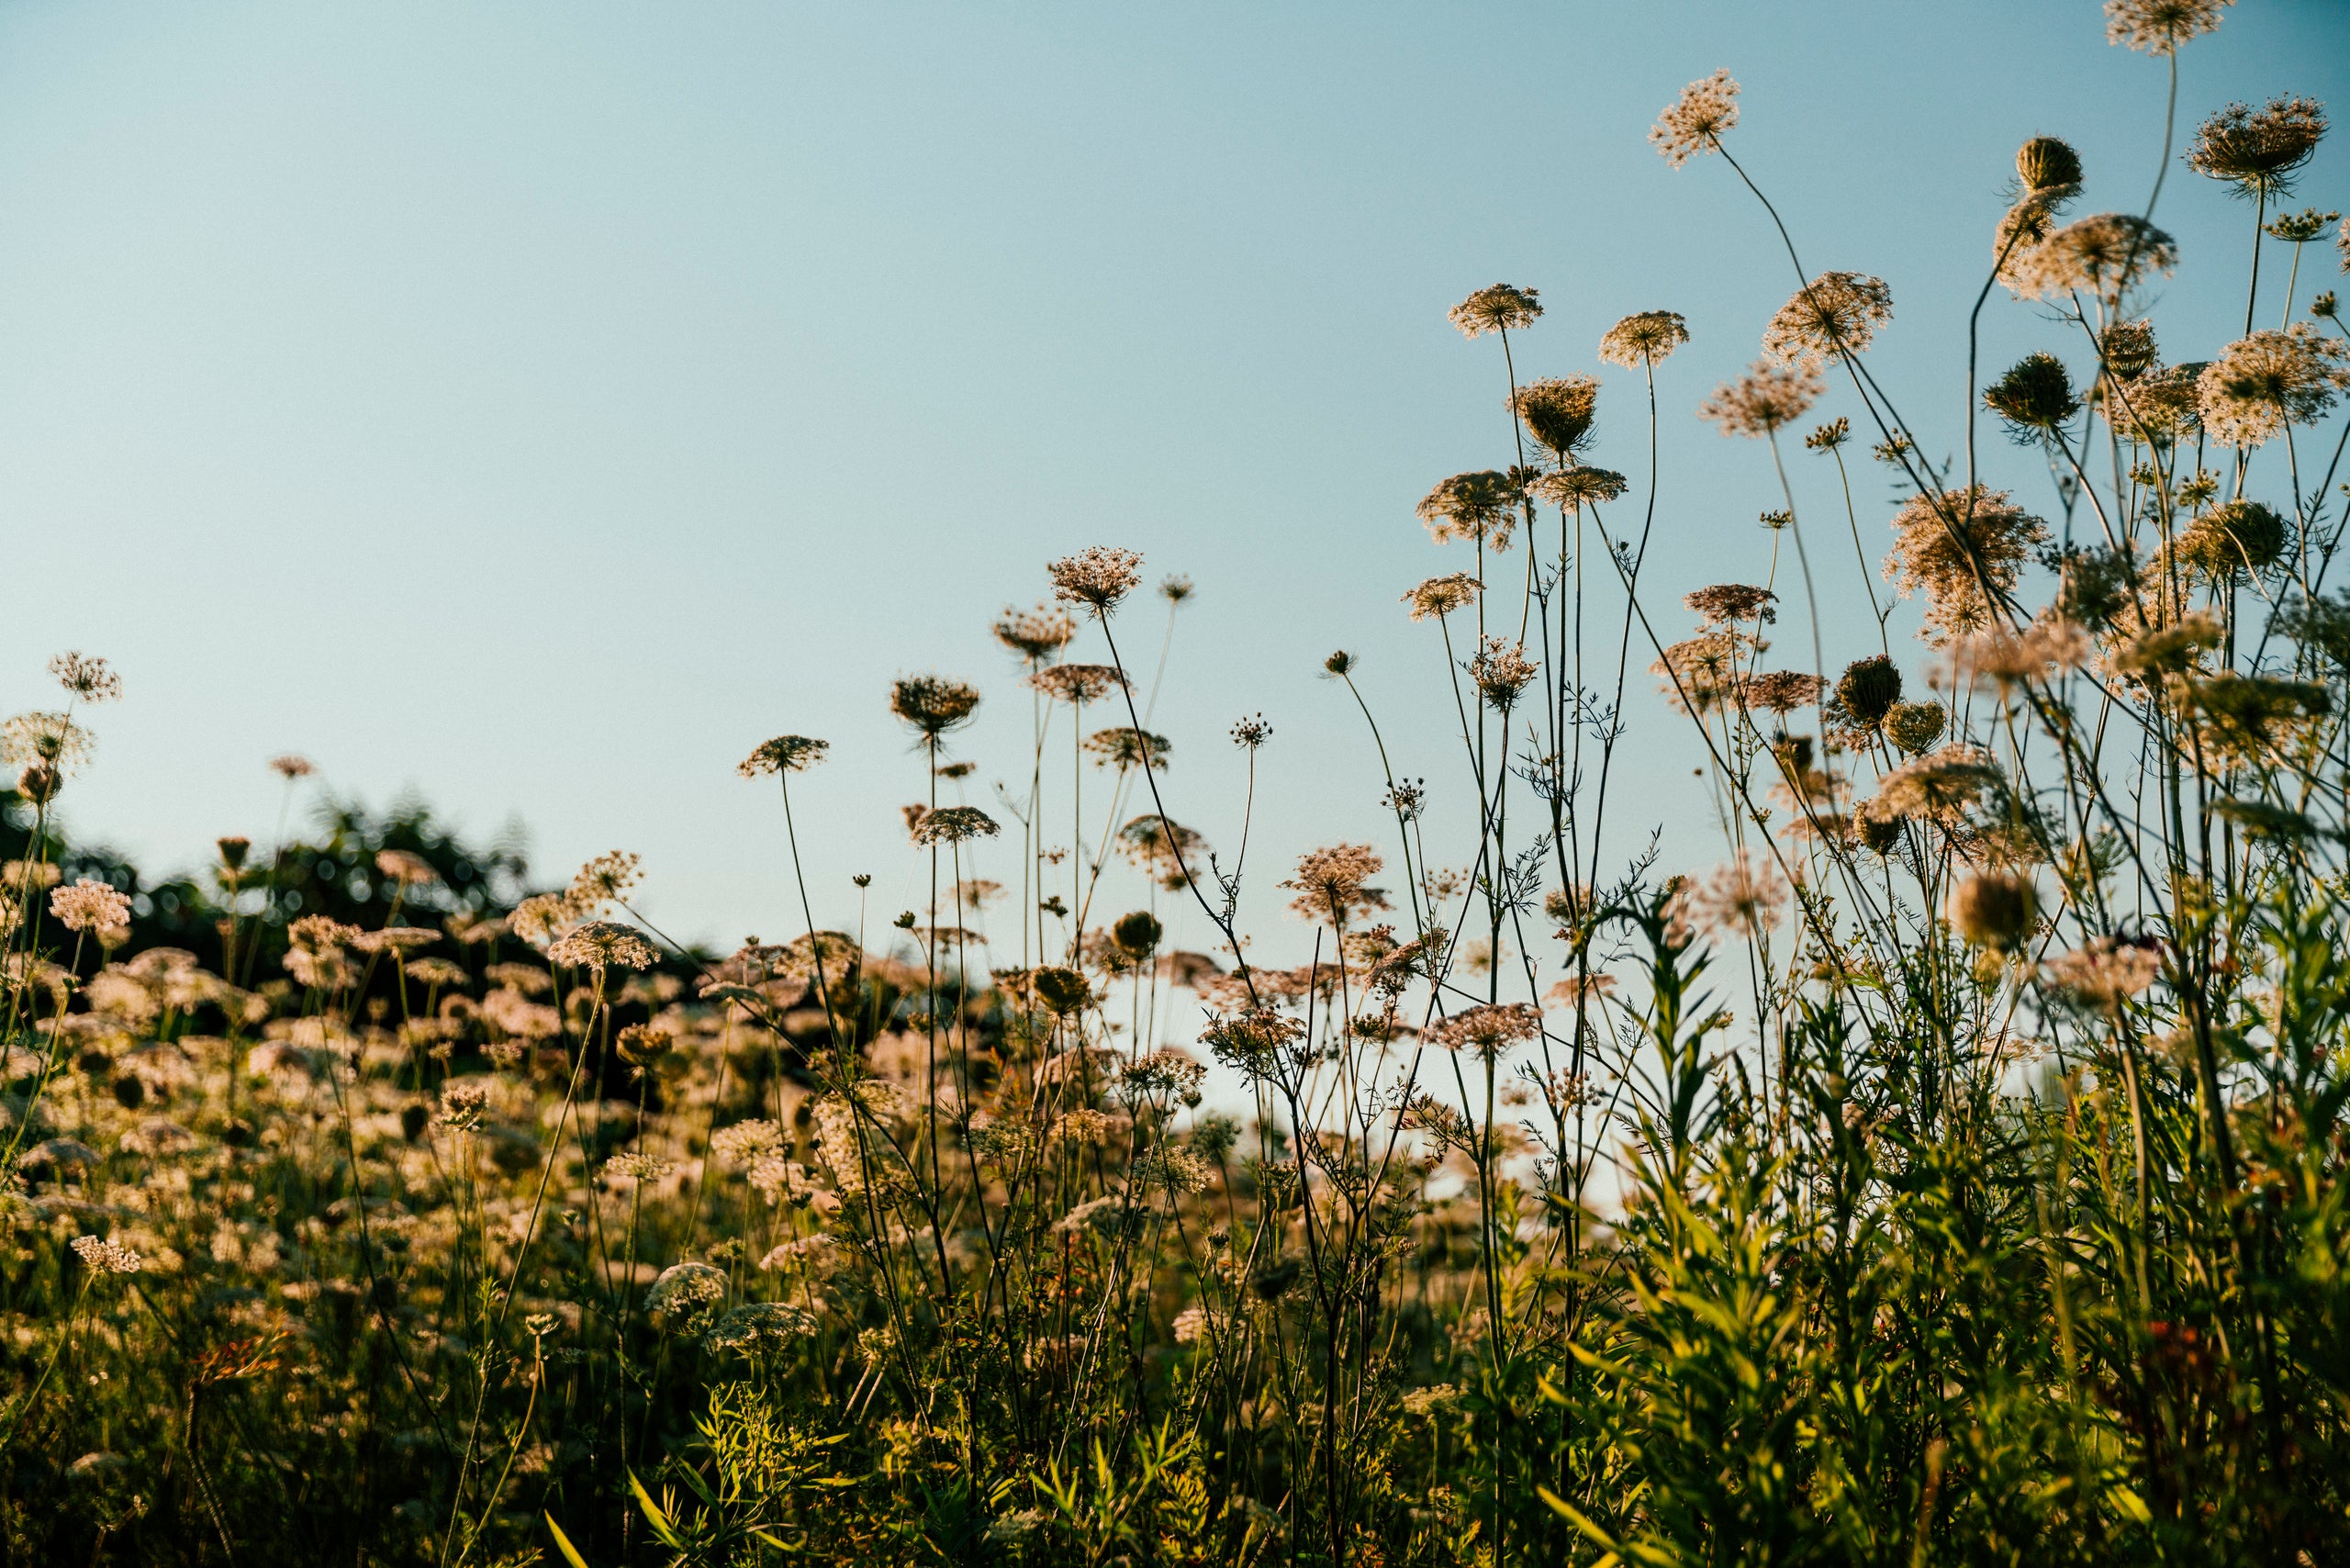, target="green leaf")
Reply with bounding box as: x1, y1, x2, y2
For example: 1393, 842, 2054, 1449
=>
544, 1513, 592, 1568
